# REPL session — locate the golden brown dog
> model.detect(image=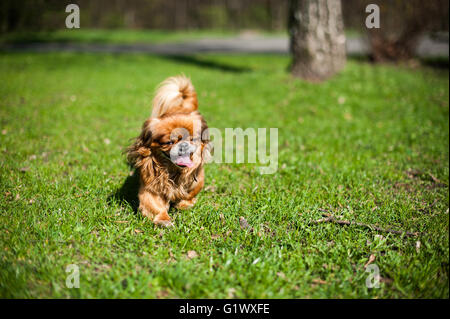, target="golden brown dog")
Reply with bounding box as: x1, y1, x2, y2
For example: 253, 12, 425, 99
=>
127, 76, 210, 226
